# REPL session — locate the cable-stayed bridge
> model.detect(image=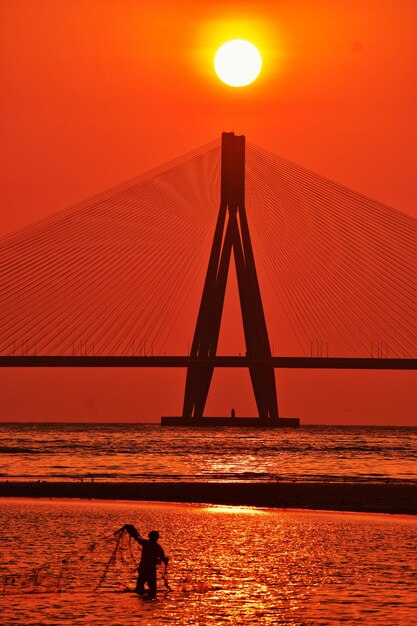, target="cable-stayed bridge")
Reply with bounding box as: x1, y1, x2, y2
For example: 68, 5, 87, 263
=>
0, 133, 415, 425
